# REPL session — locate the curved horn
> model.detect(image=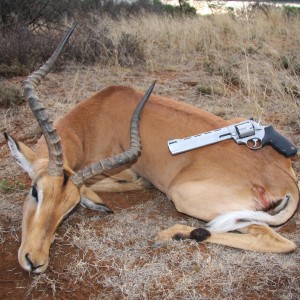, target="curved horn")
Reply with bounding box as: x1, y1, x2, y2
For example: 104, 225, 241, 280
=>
71, 81, 156, 187
23, 23, 77, 176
